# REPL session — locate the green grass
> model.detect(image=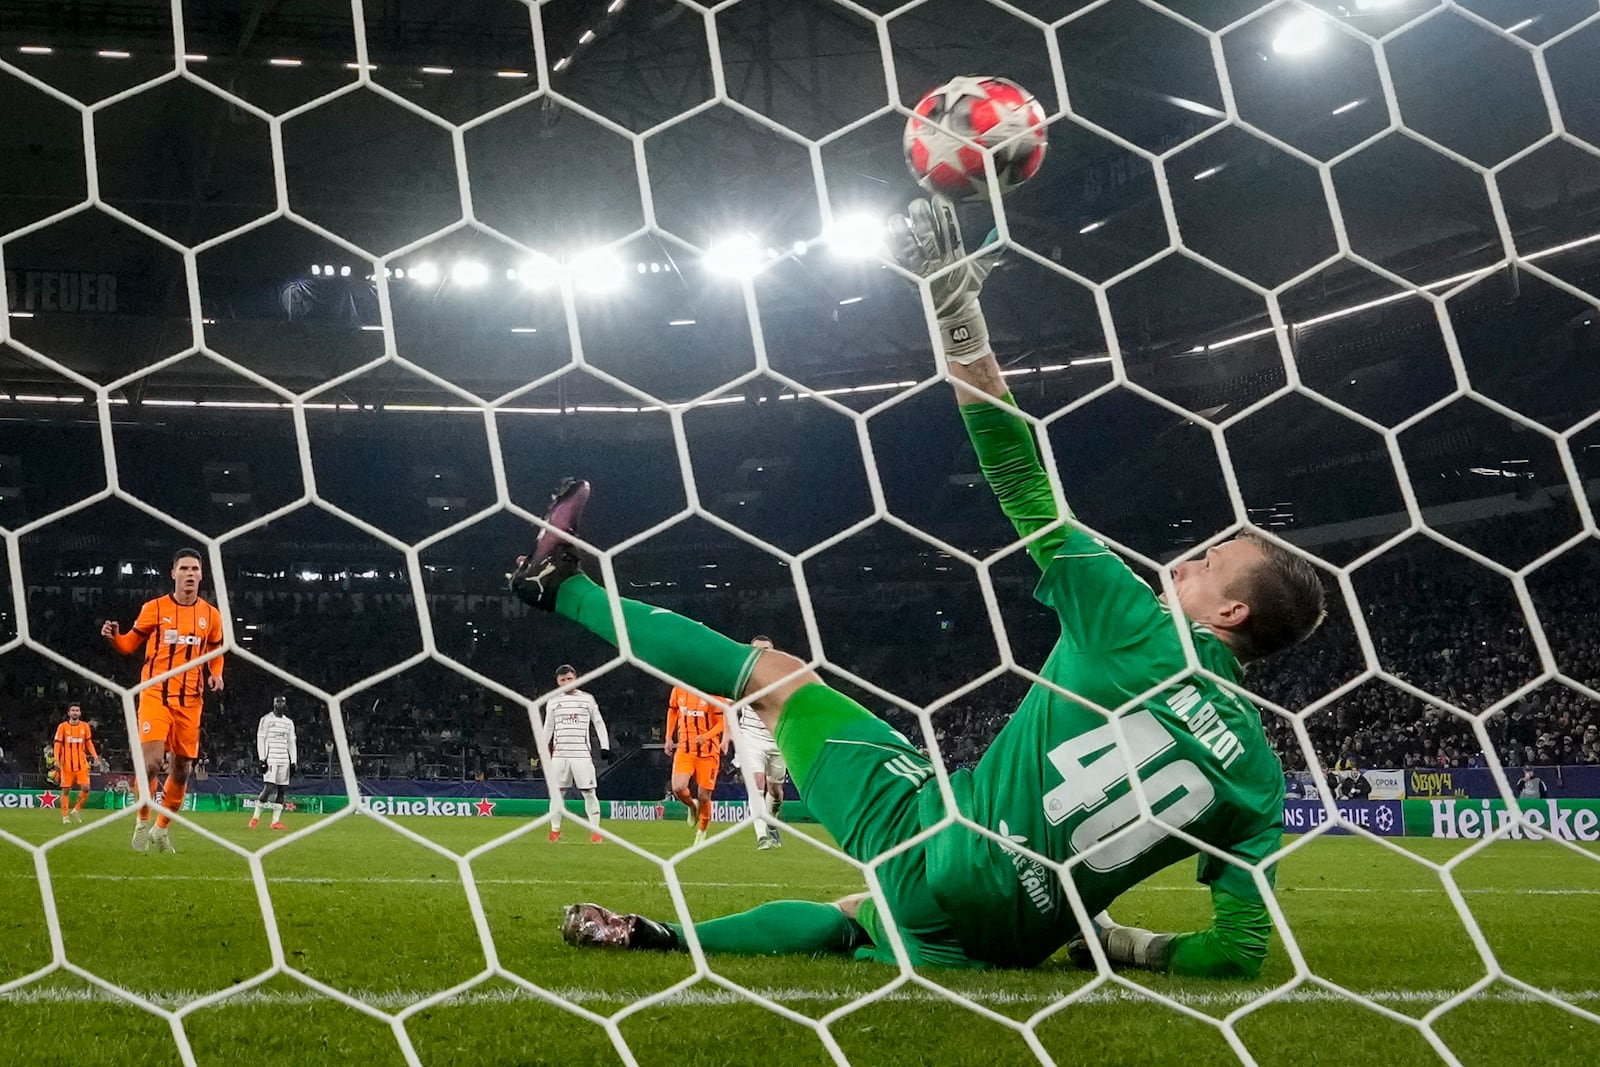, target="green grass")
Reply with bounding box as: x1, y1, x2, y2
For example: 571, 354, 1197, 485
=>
1, 810, 1597, 1066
